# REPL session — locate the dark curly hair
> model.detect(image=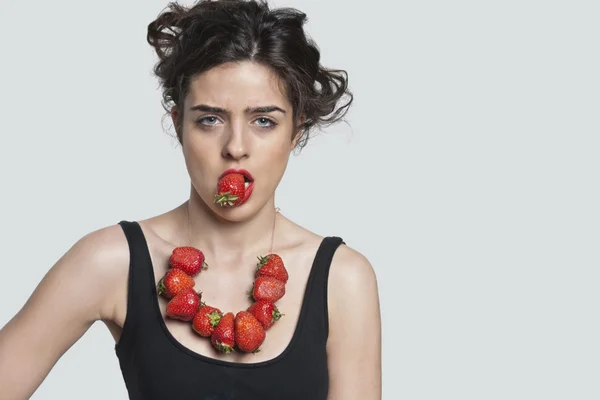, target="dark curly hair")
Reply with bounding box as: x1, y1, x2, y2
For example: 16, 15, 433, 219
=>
146, 0, 352, 152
